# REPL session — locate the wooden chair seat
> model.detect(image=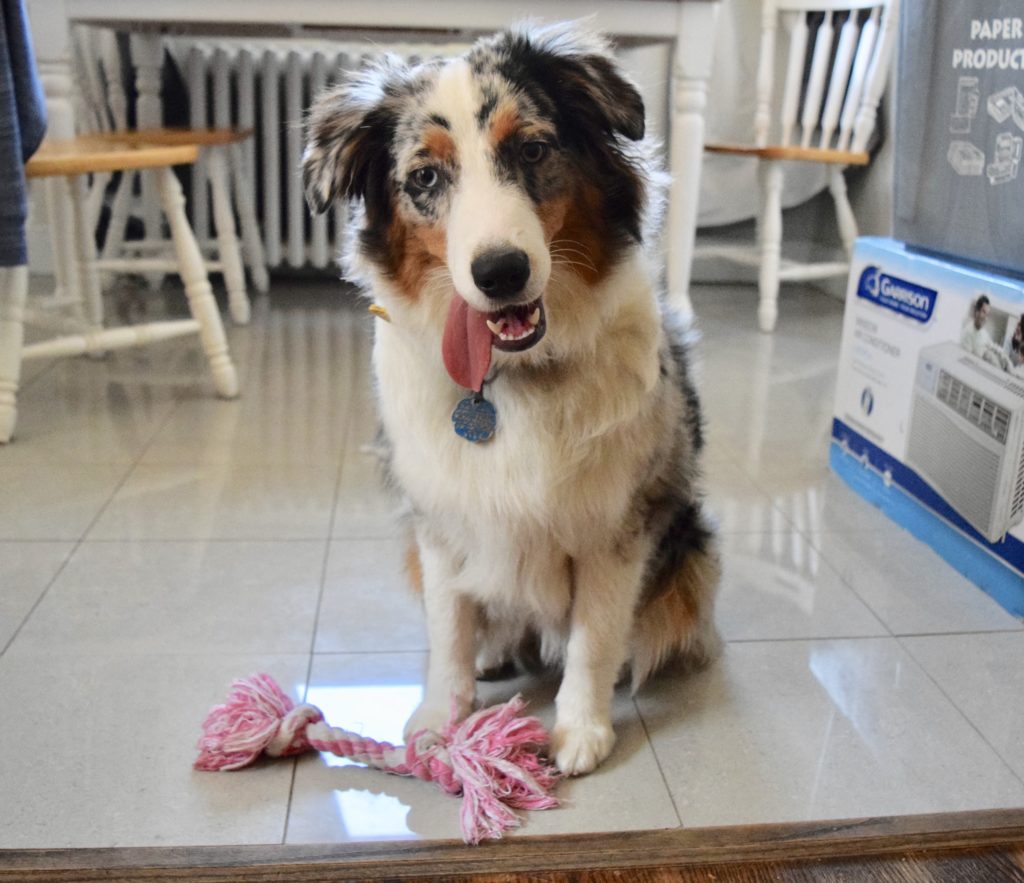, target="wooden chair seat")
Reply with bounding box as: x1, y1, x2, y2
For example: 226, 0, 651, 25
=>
704, 142, 869, 166
25, 137, 199, 178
